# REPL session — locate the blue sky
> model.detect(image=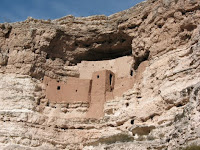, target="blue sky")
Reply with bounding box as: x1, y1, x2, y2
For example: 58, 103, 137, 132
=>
0, 0, 144, 23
